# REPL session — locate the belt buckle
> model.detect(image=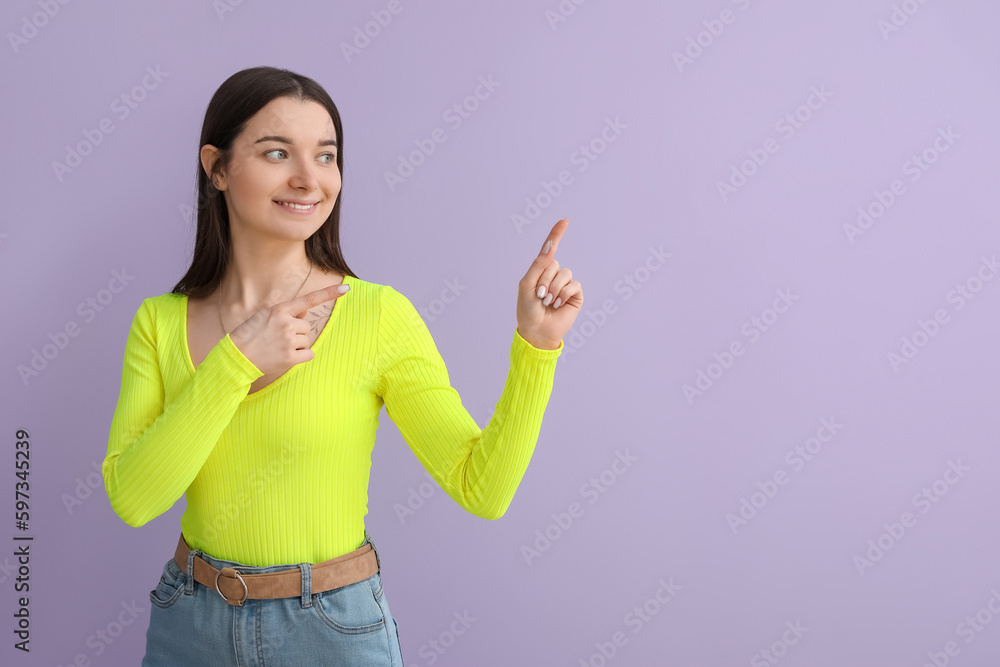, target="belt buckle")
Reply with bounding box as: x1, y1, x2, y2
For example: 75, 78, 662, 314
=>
215, 567, 249, 606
